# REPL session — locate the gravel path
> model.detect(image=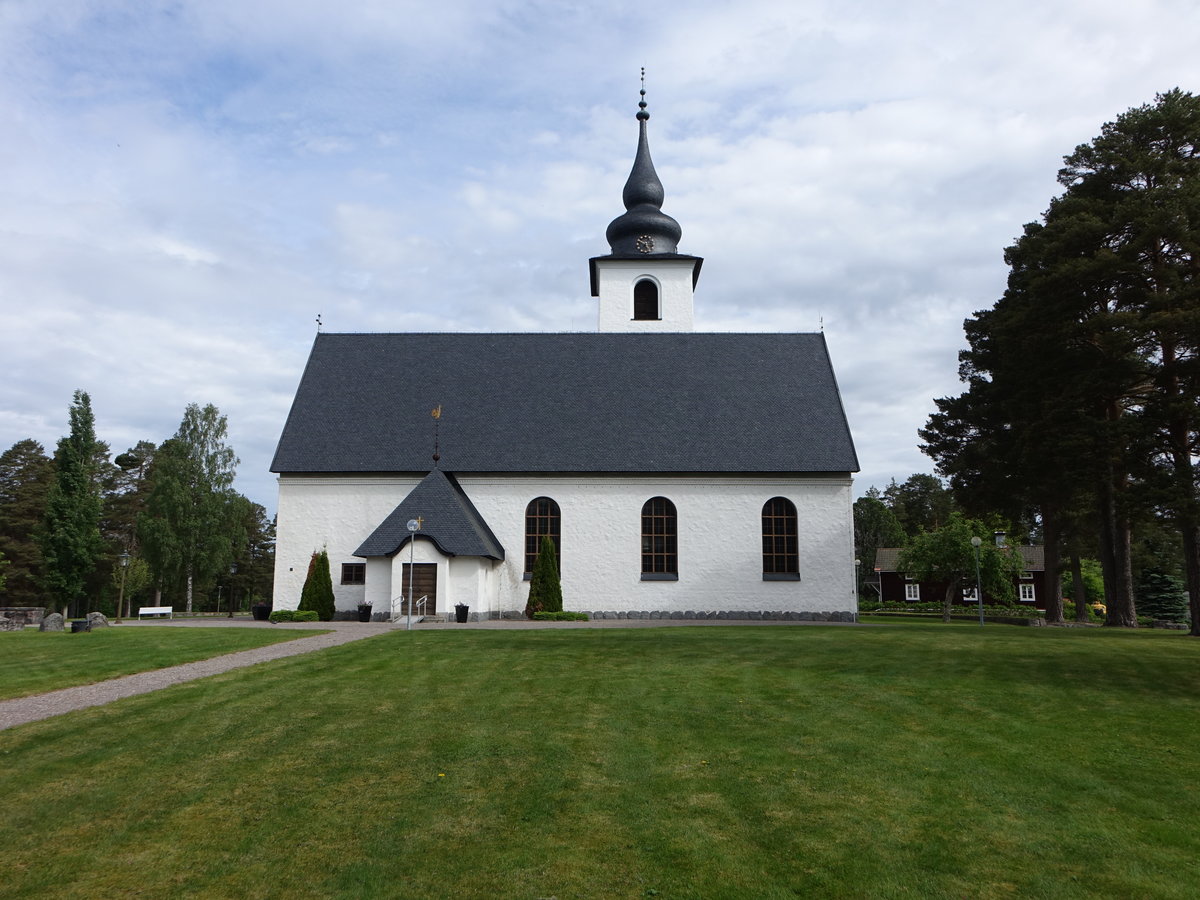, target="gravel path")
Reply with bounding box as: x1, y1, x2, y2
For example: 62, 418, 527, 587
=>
0, 622, 391, 732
